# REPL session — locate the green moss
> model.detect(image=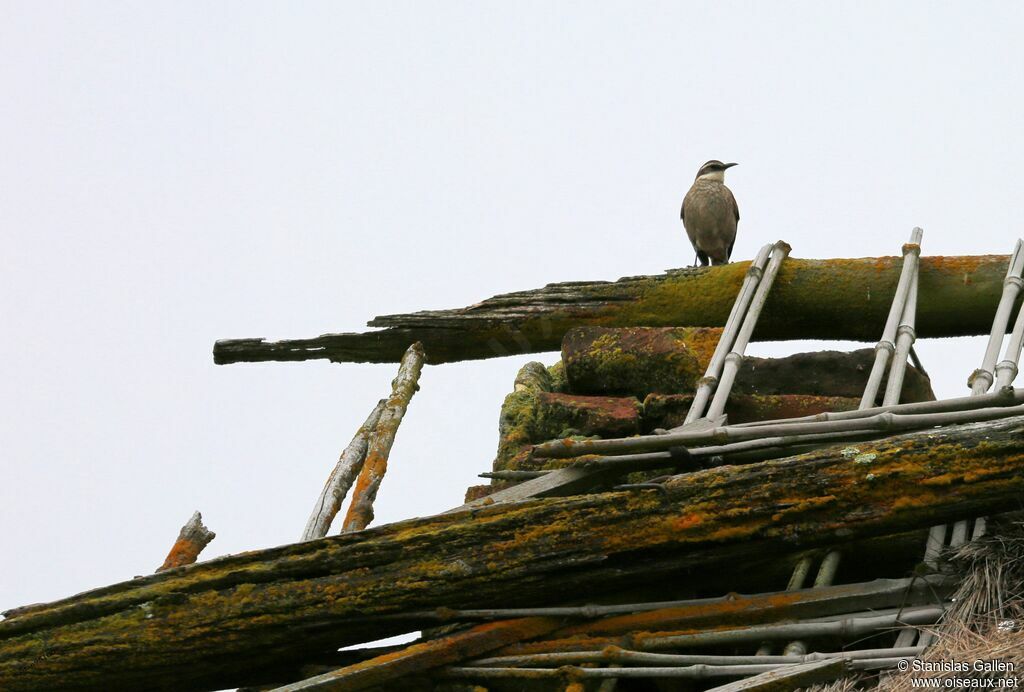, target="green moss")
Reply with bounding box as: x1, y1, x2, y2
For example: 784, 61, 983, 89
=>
494, 390, 540, 470
547, 361, 568, 393
563, 326, 720, 398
